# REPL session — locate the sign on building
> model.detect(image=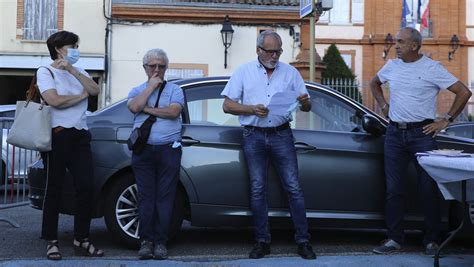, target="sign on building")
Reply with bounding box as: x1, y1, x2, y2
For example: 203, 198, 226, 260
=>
300, 0, 312, 18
